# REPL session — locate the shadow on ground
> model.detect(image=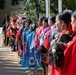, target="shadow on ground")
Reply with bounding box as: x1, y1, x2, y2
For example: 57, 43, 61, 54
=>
0, 47, 27, 75
0, 47, 44, 75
